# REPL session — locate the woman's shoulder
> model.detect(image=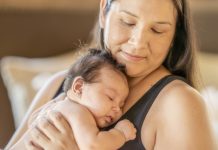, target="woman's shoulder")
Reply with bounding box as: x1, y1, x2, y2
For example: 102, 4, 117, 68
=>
153, 80, 216, 148
161, 79, 204, 108
38, 70, 67, 94
157, 79, 206, 118
49, 70, 68, 82
41, 70, 67, 91
30, 70, 68, 108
